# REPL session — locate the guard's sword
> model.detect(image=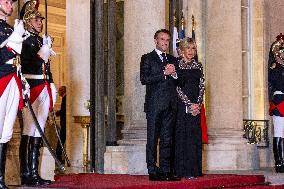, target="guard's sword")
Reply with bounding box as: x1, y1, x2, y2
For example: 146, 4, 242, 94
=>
17, 0, 20, 18
44, 0, 70, 166
50, 111, 71, 167
45, 0, 47, 35
24, 93, 65, 171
